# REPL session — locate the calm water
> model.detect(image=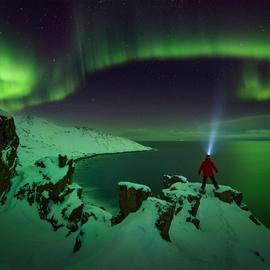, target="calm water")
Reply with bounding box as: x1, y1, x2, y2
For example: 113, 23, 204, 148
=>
74, 141, 270, 228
